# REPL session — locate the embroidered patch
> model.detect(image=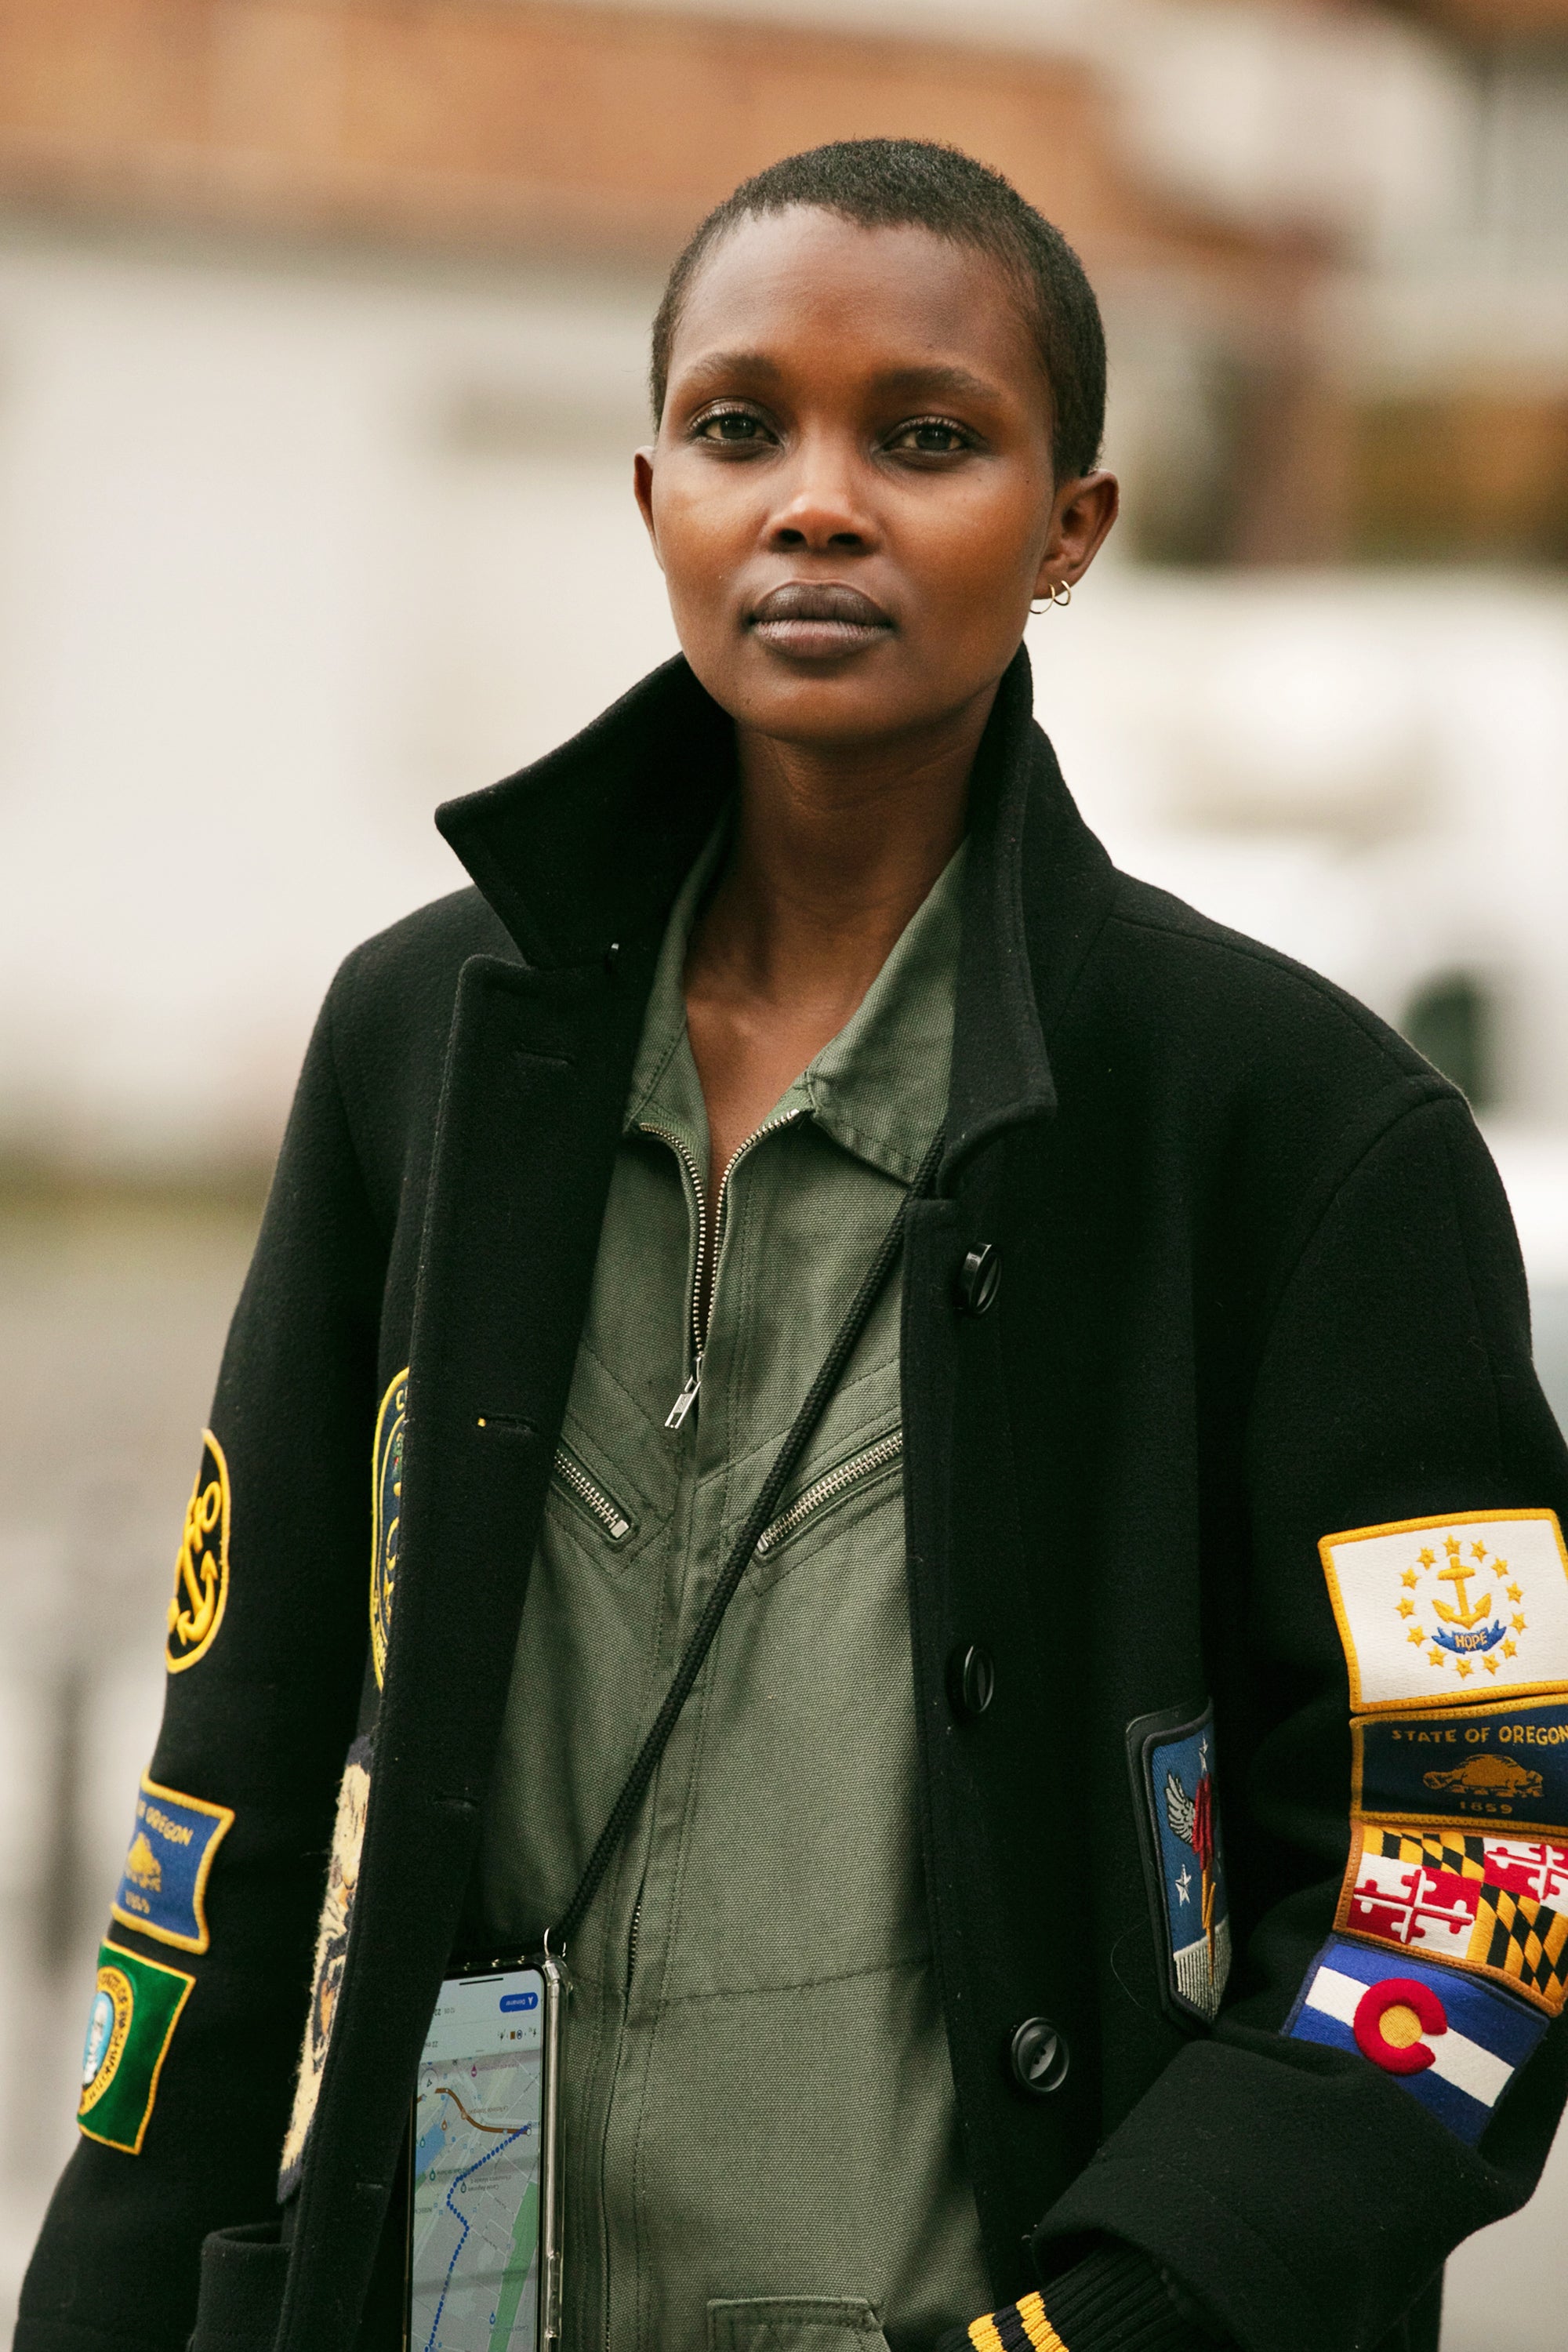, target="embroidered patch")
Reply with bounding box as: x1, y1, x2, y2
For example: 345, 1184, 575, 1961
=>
1354, 1697, 1568, 1836
369, 1370, 408, 1691
110, 1774, 234, 1954
1319, 1510, 1568, 1713
165, 1431, 232, 1673
77, 1940, 194, 2154
278, 1735, 371, 2198
1286, 1933, 1544, 2143
1335, 1822, 1568, 2016
1127, 1702, 1232, 2025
